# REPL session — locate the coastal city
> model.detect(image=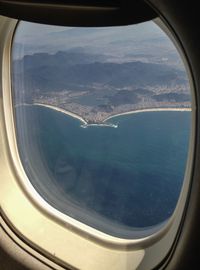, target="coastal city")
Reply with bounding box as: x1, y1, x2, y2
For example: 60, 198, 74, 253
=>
31, 82, 191, 124
13, 21, 192, 124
